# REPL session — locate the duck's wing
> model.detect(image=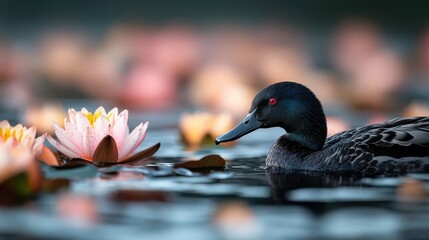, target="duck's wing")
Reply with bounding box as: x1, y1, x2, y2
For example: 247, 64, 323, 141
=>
325, 117, 429, 147
320, 117, 429, 174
